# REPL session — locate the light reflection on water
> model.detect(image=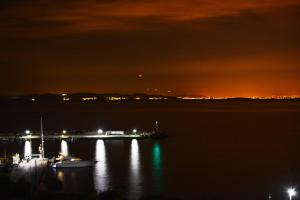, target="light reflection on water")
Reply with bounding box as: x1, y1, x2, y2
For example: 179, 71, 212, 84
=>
16, 139, 164, 197
94, 139, 109, 192
152, 143, 163, 194
24, 140, 32, 158
60, 140, 69, 157
10, 140, 45, 183
129, 139, 141, 199
57, 170, 65, 182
